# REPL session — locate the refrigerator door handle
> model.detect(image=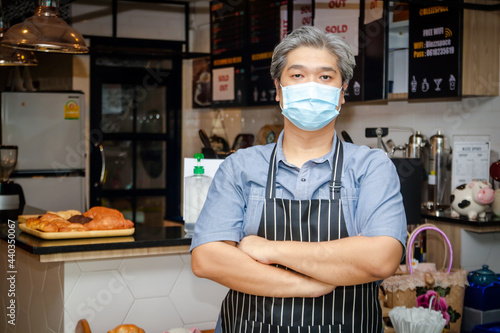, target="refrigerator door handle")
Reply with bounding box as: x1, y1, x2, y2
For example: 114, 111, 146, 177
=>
99, 144, 106, 185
